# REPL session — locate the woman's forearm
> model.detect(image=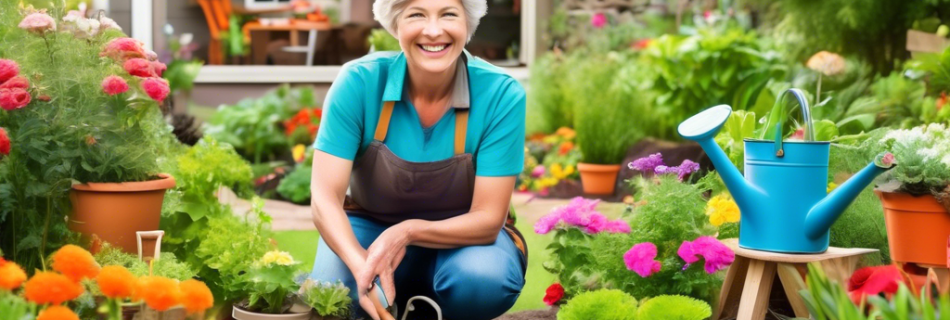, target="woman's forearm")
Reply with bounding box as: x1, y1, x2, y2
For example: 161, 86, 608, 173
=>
401, 211, 506, 249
